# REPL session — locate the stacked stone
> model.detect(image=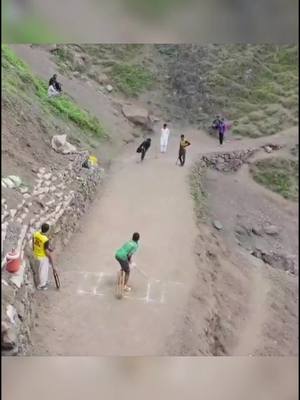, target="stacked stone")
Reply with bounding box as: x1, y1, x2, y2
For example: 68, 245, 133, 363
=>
1, 159, 104, 355
201, 149, 258, 172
